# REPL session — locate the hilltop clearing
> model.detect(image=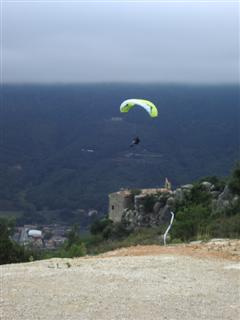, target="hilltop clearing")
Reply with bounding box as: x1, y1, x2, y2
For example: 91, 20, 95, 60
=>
1, 240, 239, 320
97, 239, 240, 261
